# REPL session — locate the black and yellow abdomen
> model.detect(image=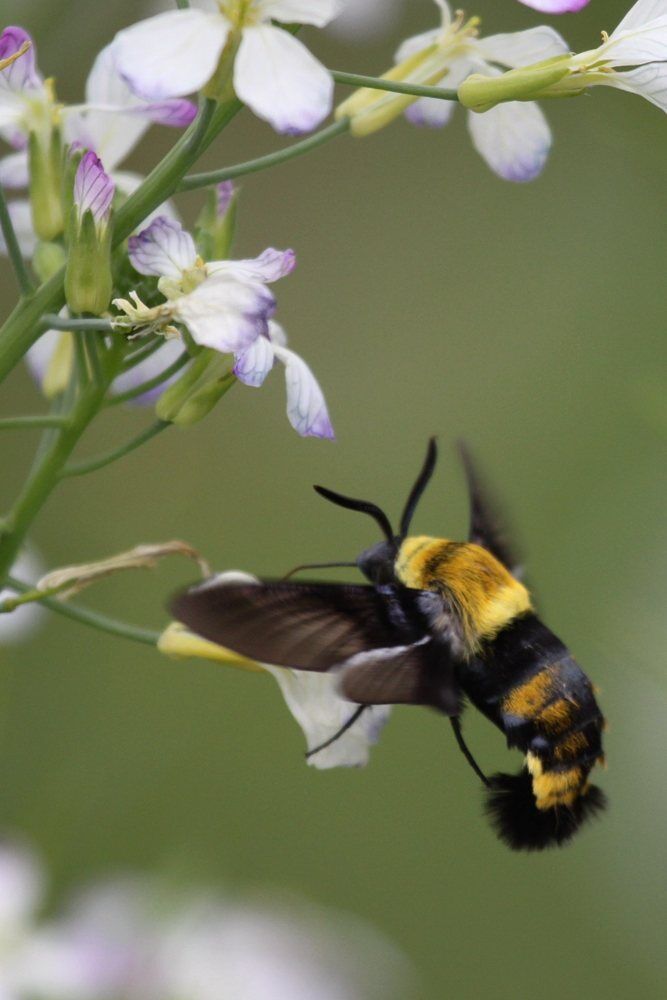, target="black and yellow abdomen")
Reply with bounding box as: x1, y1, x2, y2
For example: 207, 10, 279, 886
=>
460, 613, 606, 849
